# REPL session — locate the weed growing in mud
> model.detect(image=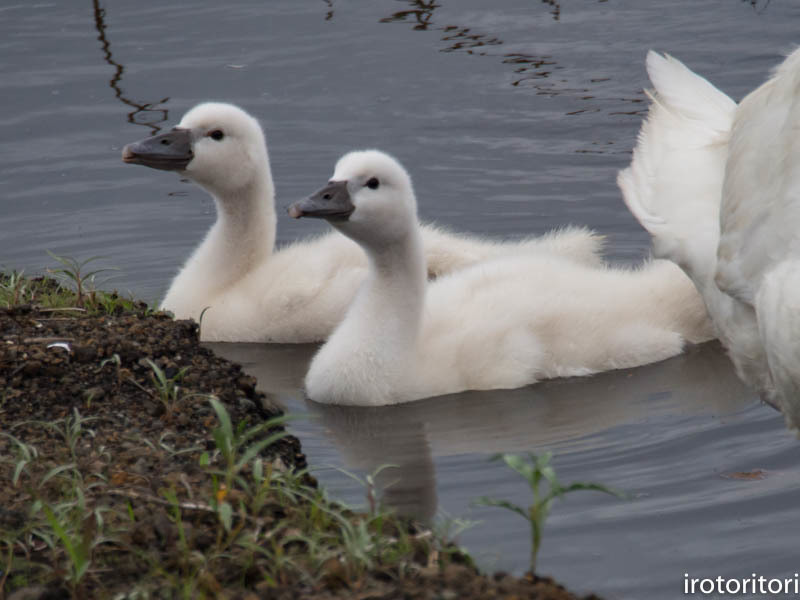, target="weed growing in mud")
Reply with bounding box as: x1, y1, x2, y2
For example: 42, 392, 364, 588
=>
197, 399, 436, 586
6, 413, 110, 561
1, 264, 157, 316
197, 305, 212, 338
336, 464, 399, 517
0, 270, 72, 310
475, 452, 626, 574
430, 512, 480, 563
205, 395, 290, 493
45, 251, 119, 309
1, 440, 116, 598
0, 269, 30, 307
32, 408, 99, 463
1, 433, 40, 488
140, 431, 202, 459
36, 479, 114, 593
0, 396, 467, 598
142, 358, 189, 417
